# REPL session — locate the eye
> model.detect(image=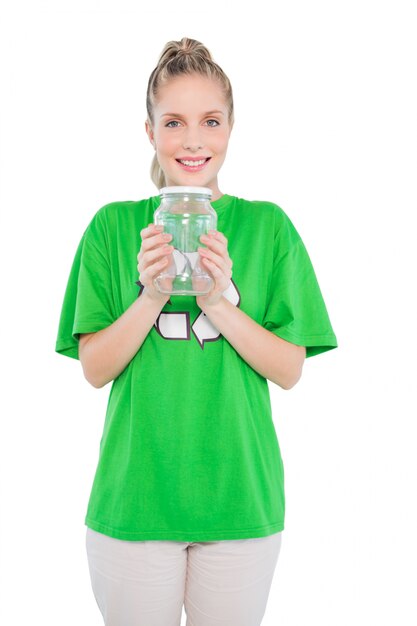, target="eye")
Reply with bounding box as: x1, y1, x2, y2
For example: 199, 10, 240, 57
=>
165, 119, 220, 128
